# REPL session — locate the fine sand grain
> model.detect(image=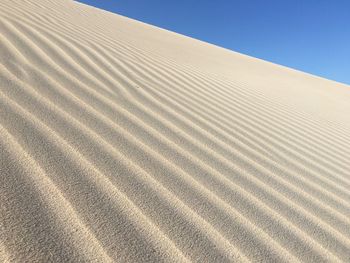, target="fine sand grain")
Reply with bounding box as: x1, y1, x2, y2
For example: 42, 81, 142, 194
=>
0, 0, 350, 262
